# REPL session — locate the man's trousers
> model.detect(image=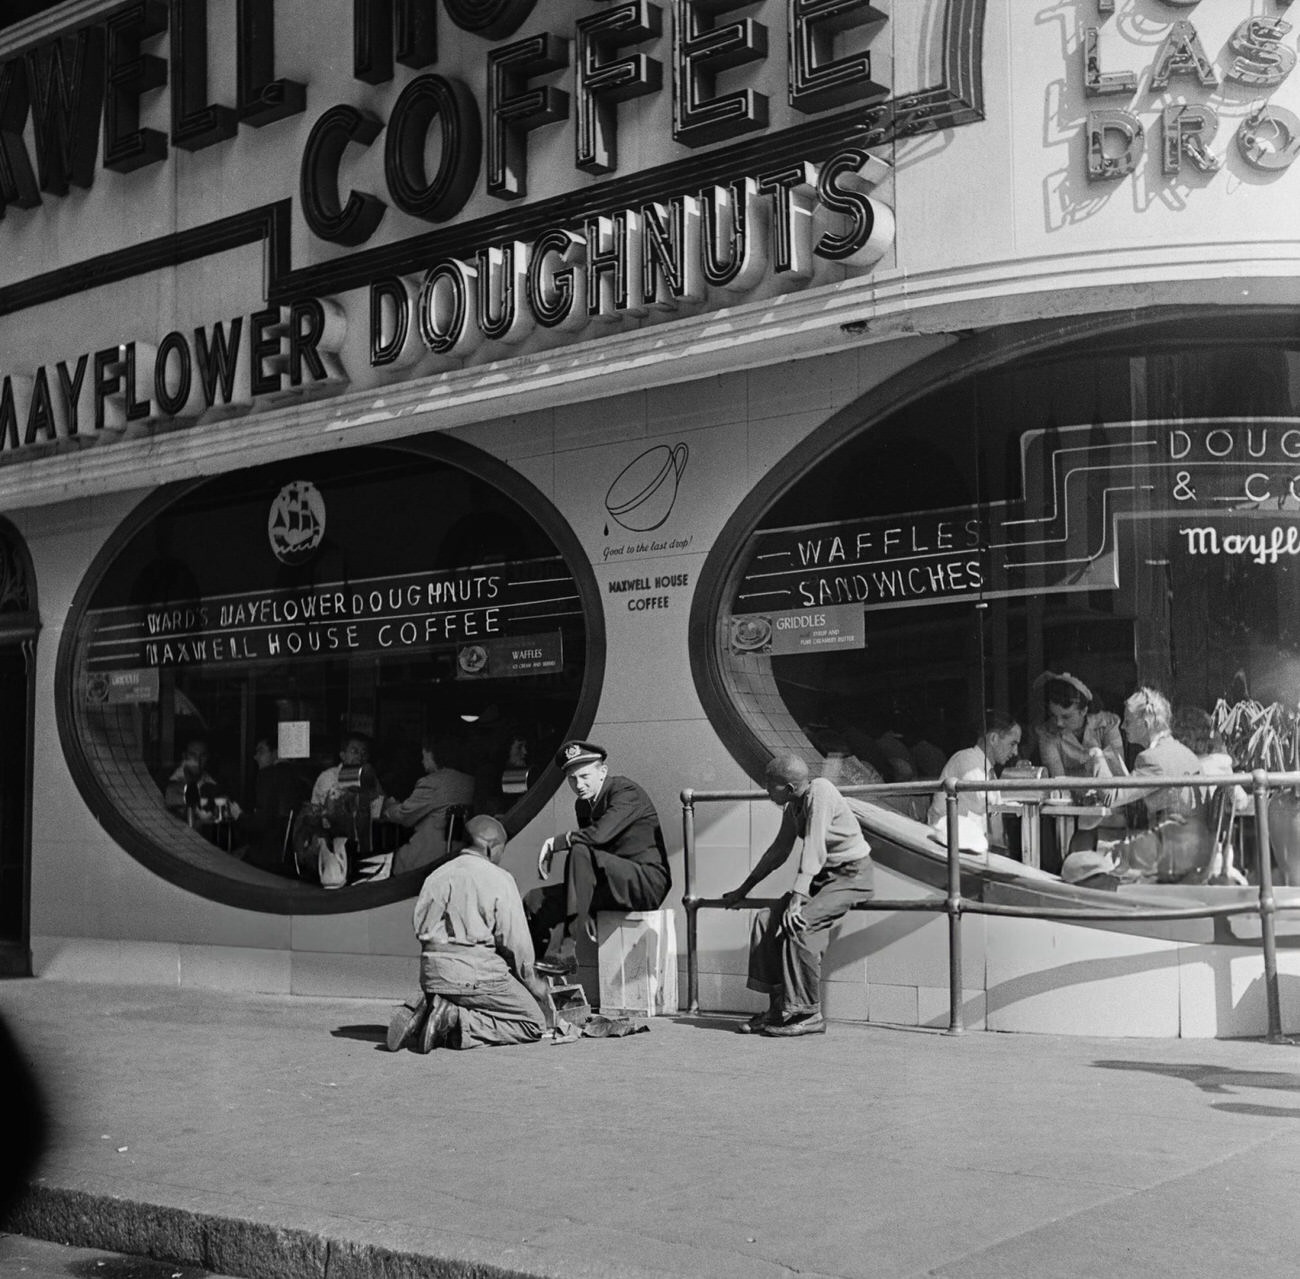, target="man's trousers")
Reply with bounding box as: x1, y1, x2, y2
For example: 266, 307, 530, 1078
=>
419, 947, 544, 1049
746, 859, 874, 1017
523, 844, 668, 957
